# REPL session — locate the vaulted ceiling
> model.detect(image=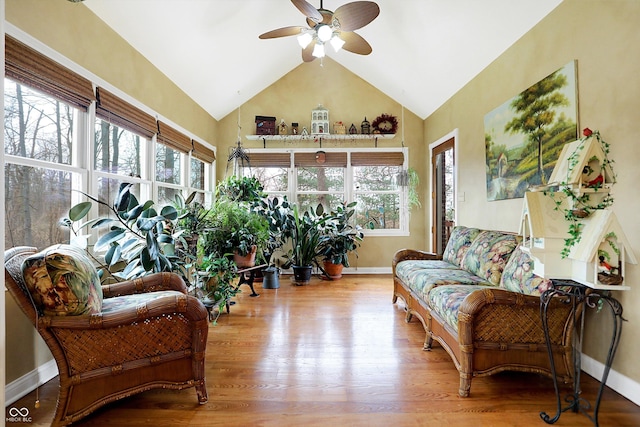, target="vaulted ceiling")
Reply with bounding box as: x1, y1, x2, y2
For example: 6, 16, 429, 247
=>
83, 0, 563, 121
